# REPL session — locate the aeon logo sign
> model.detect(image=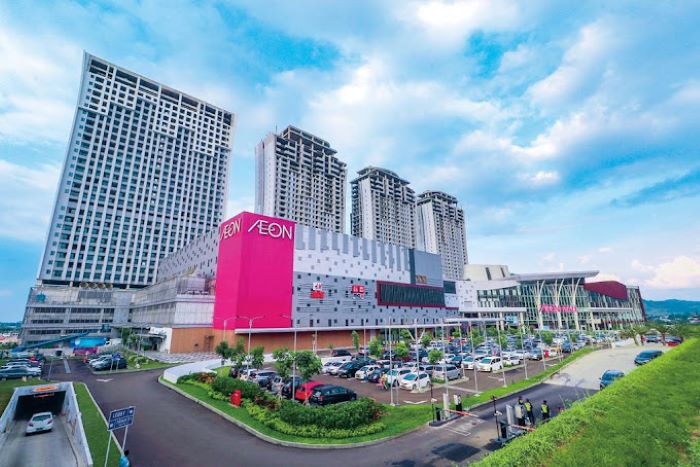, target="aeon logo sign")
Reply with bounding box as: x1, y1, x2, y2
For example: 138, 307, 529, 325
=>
247, 219, 293, 239
221, 216, 293, 241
